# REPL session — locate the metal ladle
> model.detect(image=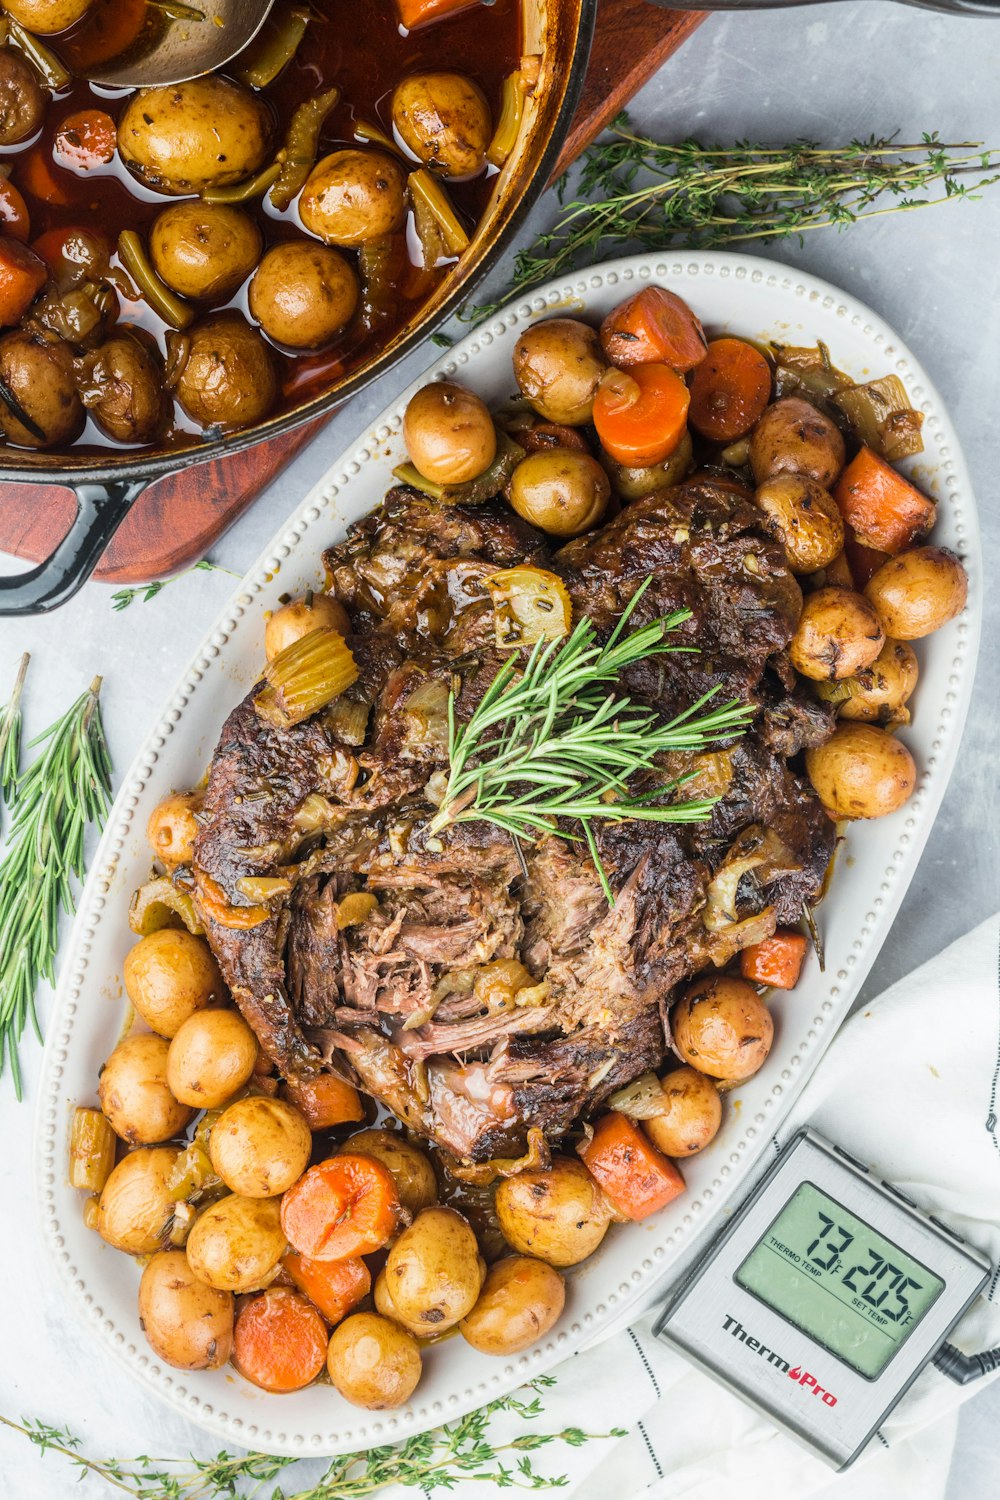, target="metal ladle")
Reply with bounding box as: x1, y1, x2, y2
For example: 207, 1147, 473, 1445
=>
82, 0, 278, 89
